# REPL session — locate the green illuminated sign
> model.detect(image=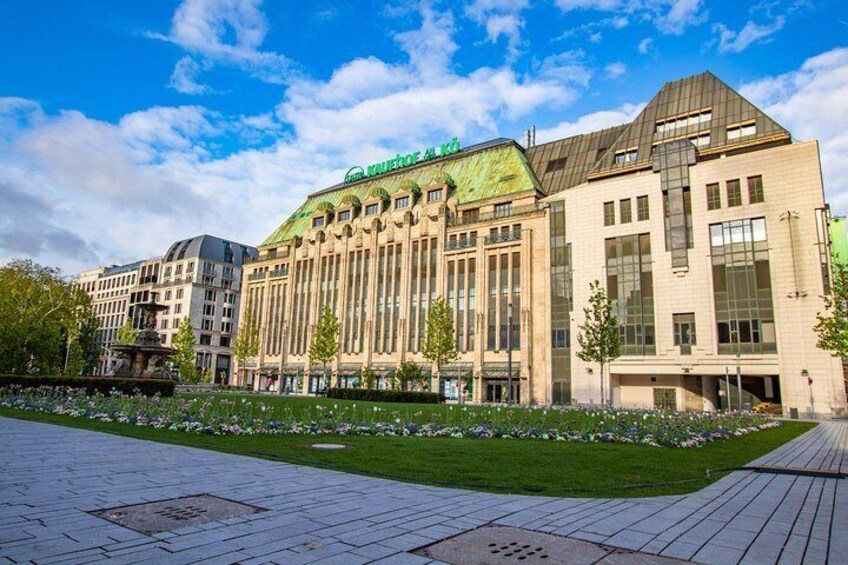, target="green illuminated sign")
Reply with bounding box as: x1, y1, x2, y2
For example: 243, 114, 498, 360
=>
344, 138, 461, 183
